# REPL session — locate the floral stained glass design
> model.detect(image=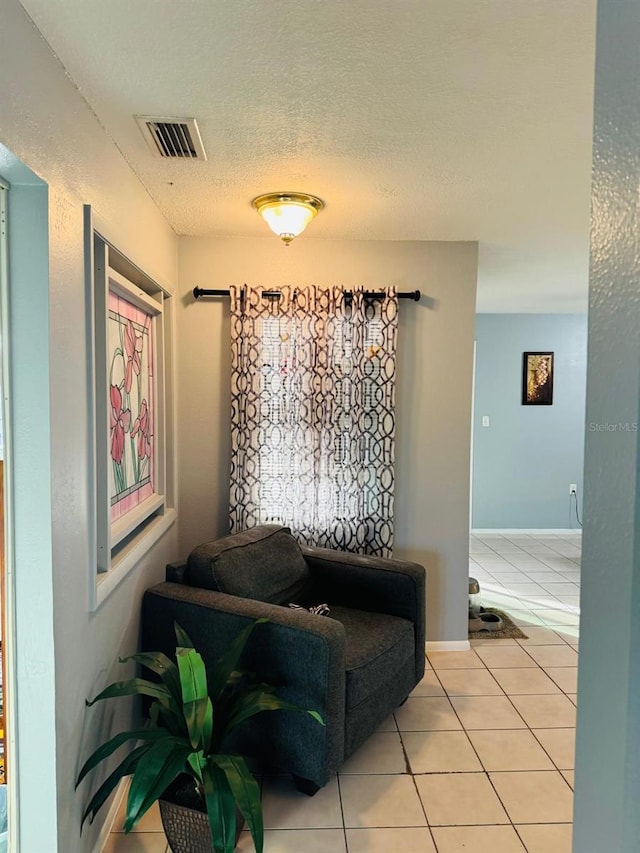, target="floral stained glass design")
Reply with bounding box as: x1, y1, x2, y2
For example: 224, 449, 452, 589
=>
108, 288, 154, 522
